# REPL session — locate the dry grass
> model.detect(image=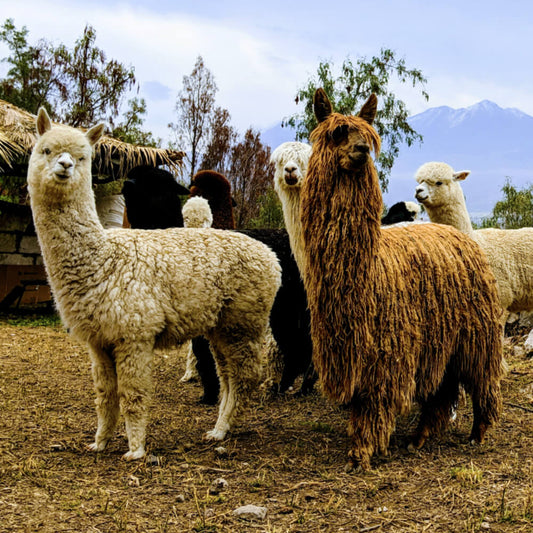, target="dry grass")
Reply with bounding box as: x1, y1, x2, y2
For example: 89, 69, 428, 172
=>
0, 315, 532, 532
